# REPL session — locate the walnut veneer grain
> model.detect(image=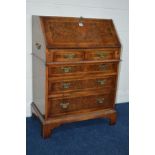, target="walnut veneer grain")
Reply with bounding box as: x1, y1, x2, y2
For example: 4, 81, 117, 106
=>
32, 16, 121, 138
